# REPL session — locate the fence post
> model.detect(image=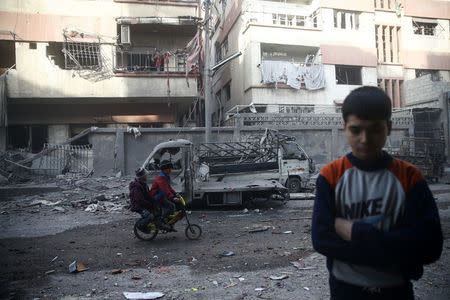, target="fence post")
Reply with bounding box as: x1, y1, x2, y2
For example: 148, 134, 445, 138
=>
233, 115, 243, 142
114, 129, 125, 174
331, 128, 338, 161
